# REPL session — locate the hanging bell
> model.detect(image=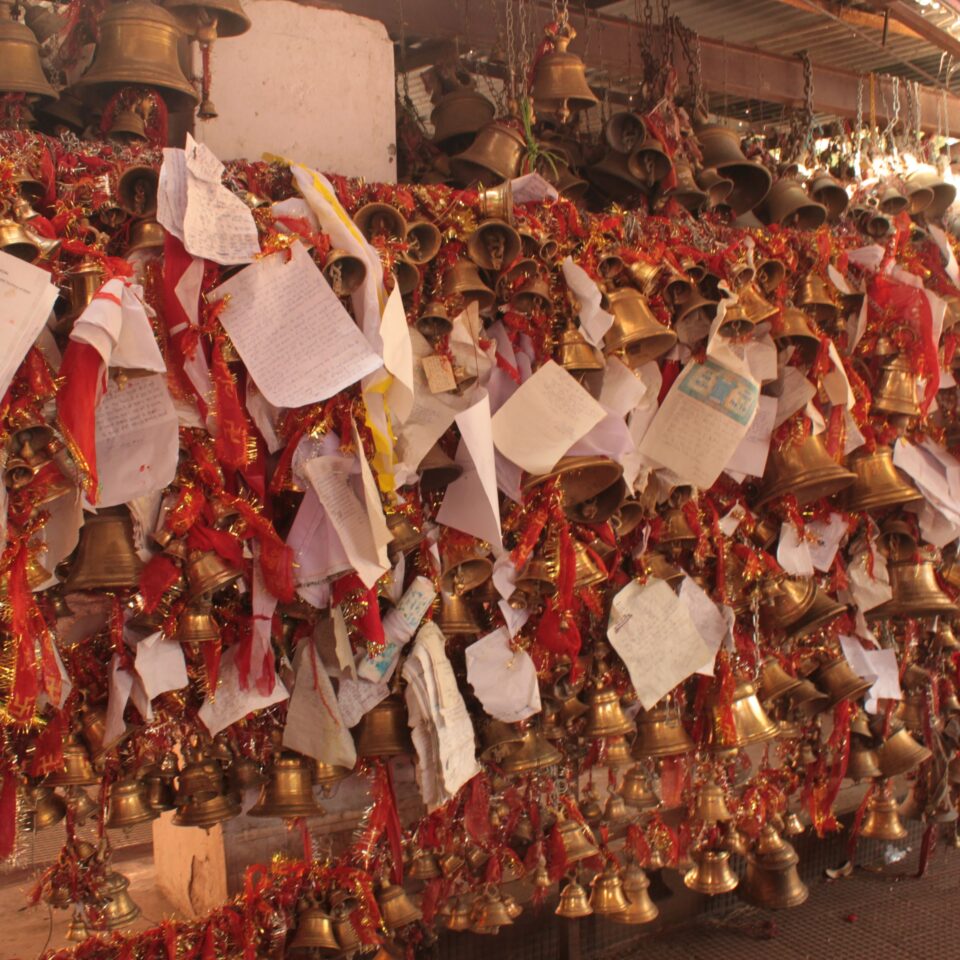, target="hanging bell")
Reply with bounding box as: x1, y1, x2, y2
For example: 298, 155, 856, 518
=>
313, 760, 350, 791
684, 849, 739, 895
106, 779, 159, 830
64, 507, 145, 592
323, 249, 367, 298
415, 301, 452, 342
377, 882, 422, 931
620, 764, 659, 810
844, 444, 922, 512
409, 849, 442, 882
431, 86, 496, 150
587, 150, 649, 204
65, 909, 90, 942
590, 861, 629, 916
142, 762, 177, 812
572, 539, 607, 589
860, 780, 908, 841
404, 220, 441, 266
437, 589, 482, 637
846, 737, 882, 781
757, 430, 856, 506
698, 168, 735, 209
876, 727, 932, 778
466, 219, 521, 272
710, 680, 779, 750
872, 353, 920, 419
164, 0, 250, 39
583, 682, 634, 739
601, 734, 633, 768
47, 735, 99, 786
556, 817, 600, 864
126, 218, 166, 257
450, 121, 527, 187
0, 0, 57, 99
604, 111, 646, 153
602, 287, 677, 368
904, 165, 957, 220
673, 291, 719, 344
531, 22, 598, 123
796, 273, 839, 327
870, 556, 958, 620
354, 694, 413, 758
632, 703, 694, 758
788, 587, 848, 640
739, 824, 809, 909
20, 783, 67, 831
809, 173, 849, 222
812, 654, 872, 707
761, 577, 816, 632
74, 1, 198, 107
695, 778, 733, 824
558, 318, 604, 376
98, 871, 141, 929
0, 218, 41, 262
441, 258, 495, 311
737, 283, 779, 325
499, 724, 562, 773
603, 790, 629, 824
176, 601, 220, 644
185, 548, 241, 597
759, 178, 827, 229
289, 901, 340, 952
173, 789, 241, 829
420, 443, 464, 495
627, 138, 673, 188
249, 752, 324, 819
610, 863, 659, 925
117, 164, 159, 218
524, 456, 625, 525
759, 658, 802, 703
696, 125, 772, 214
878, 186, 909, 214
856, 205, 892, 239
667, 160, 709, 213
555, 878, 593, 919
